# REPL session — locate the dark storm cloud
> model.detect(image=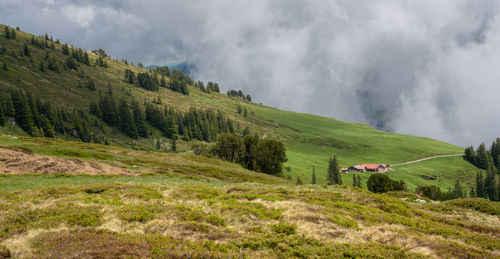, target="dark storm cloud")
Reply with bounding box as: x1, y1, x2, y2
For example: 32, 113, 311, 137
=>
1, 0, 500, 146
